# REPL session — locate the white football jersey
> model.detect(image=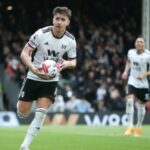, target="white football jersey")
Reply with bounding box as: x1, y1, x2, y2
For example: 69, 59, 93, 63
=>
128, 48, 150, 88
26, 26, 76, 82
